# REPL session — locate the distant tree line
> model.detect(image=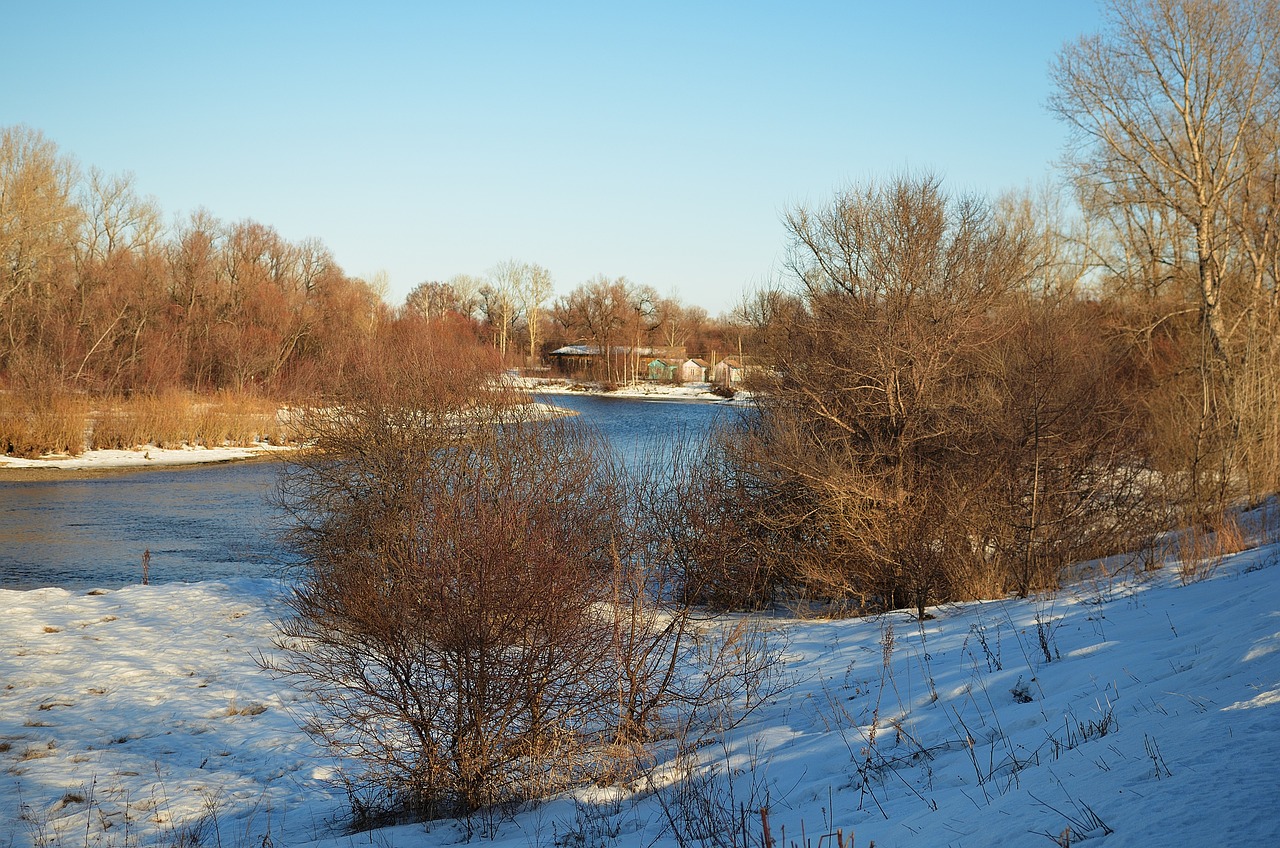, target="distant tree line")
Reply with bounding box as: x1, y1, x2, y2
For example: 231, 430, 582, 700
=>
0, 125, 409, 397
405, 268, 744, 380
0, 123, 751, 403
